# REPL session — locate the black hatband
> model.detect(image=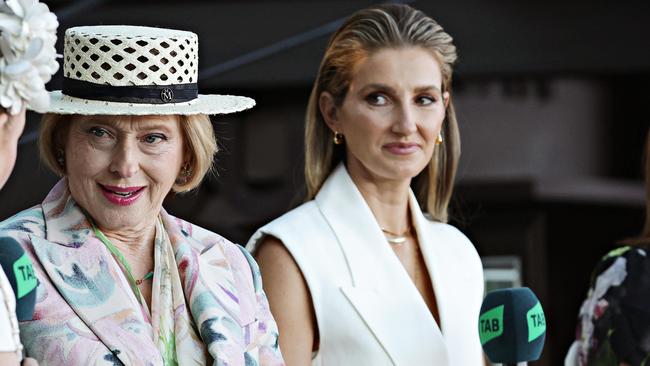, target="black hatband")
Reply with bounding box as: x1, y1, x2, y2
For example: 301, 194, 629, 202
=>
62, 77, 198, 104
